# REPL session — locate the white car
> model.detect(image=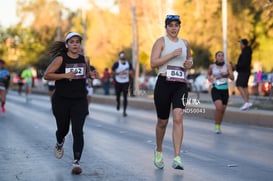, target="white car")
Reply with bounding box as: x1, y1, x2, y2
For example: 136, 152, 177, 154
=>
192, 74, 210, 93
92, 78, 102, 87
